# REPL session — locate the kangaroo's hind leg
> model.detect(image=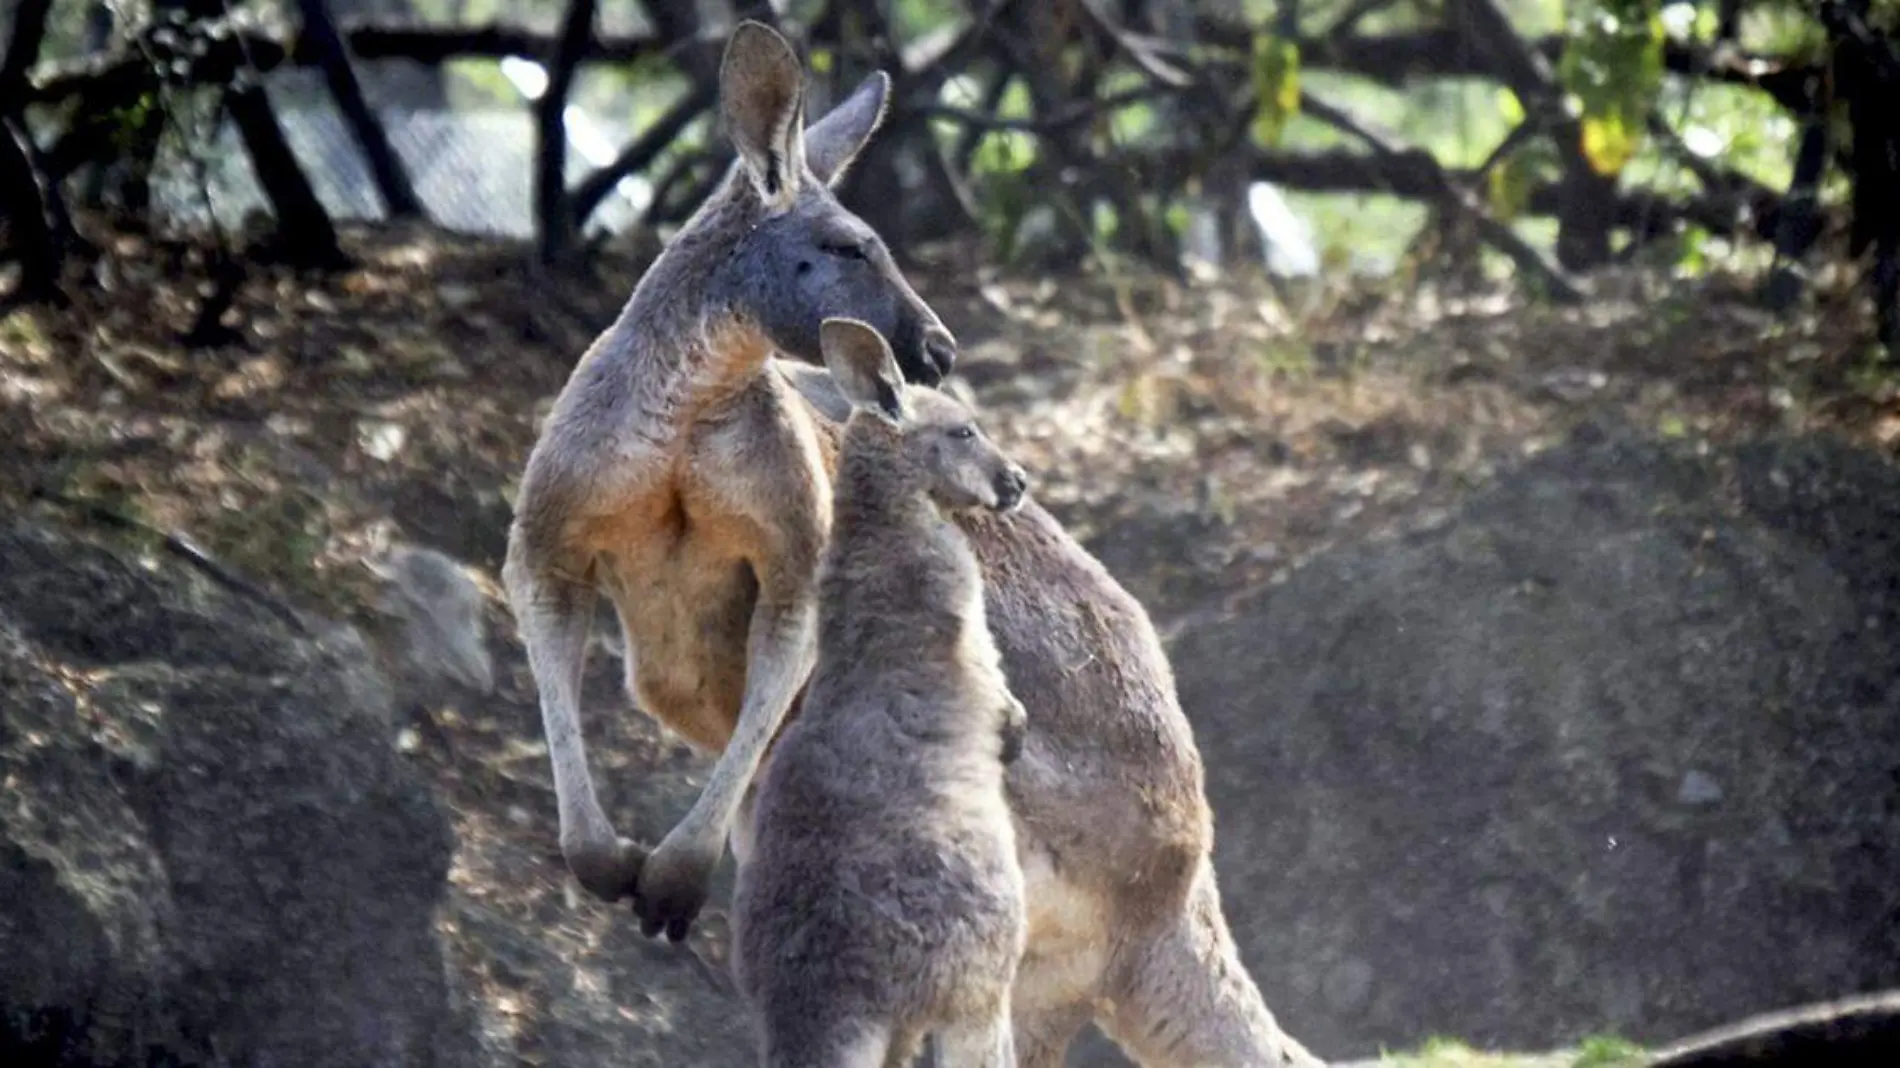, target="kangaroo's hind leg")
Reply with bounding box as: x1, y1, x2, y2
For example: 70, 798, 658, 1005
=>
1096, 865, 1323, 1068
935, 1006, 1017, 1068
